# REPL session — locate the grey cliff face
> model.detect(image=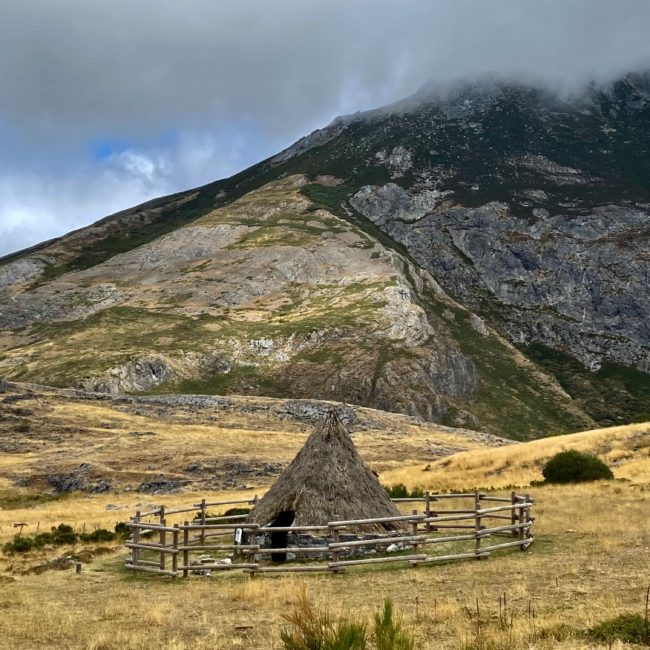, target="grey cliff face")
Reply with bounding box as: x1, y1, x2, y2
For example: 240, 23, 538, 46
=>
352, 183, 650, 372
